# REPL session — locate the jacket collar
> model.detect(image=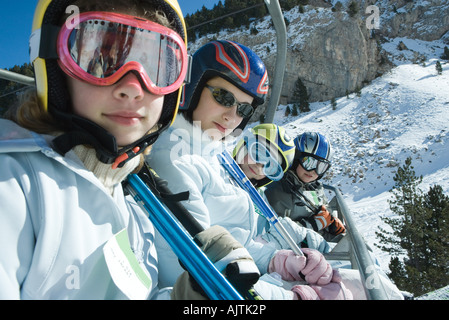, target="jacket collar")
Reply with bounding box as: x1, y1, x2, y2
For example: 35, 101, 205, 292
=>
168, 114, 226, 159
